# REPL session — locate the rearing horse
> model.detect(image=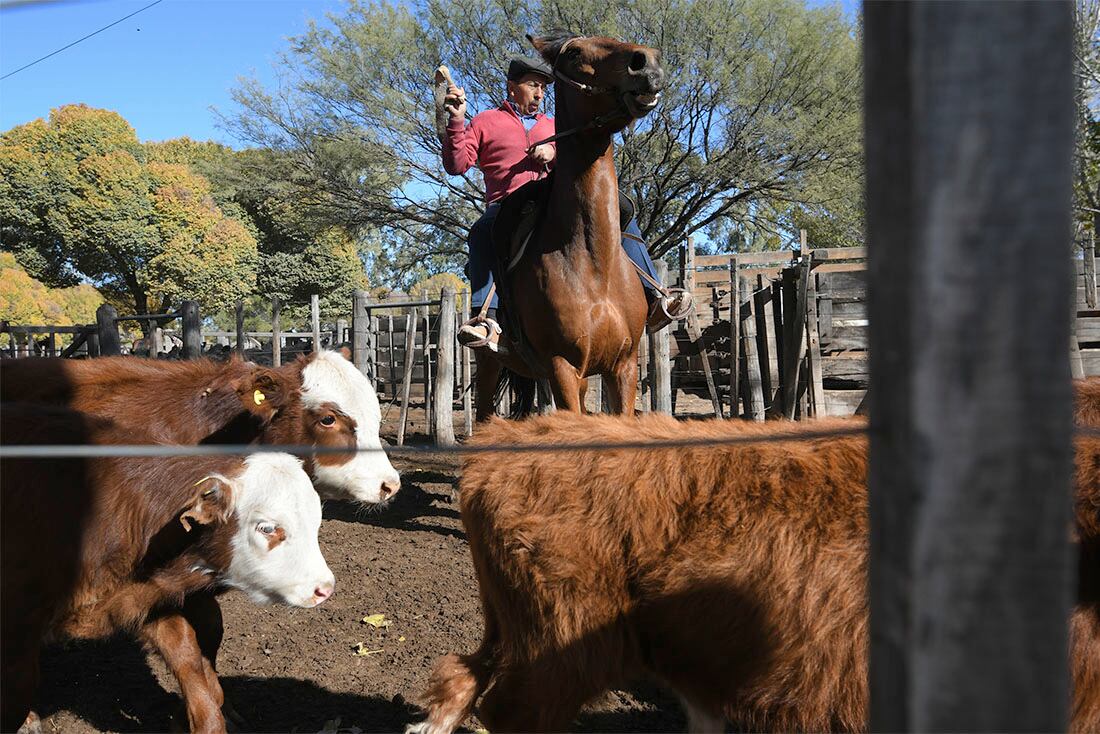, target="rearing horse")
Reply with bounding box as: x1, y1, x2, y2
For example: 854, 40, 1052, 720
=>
475, 33, 665, 419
